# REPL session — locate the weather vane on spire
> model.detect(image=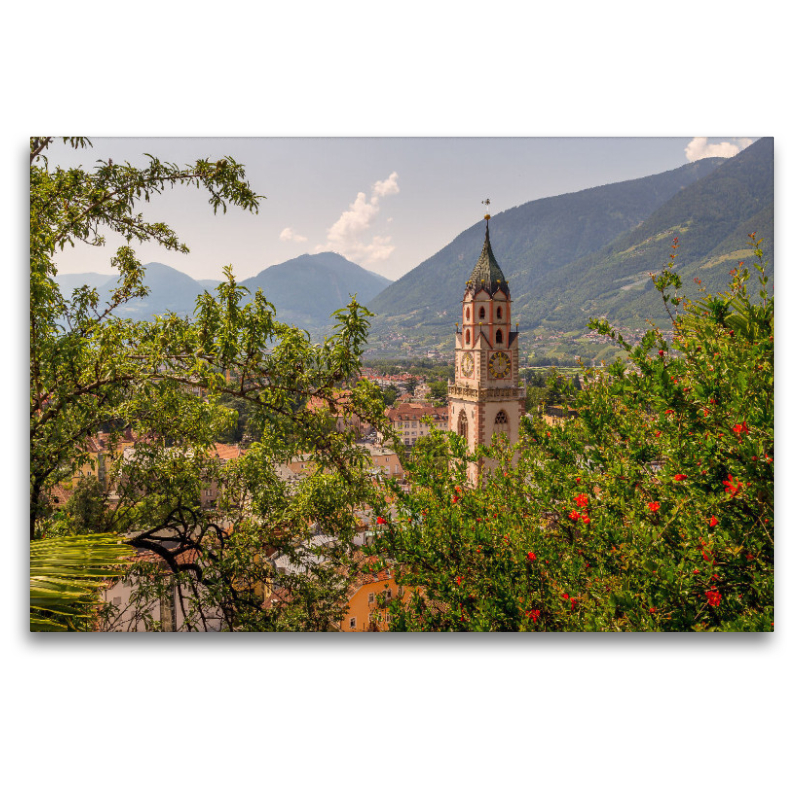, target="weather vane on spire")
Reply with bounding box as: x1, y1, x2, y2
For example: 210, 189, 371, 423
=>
482, 197, 491, 222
